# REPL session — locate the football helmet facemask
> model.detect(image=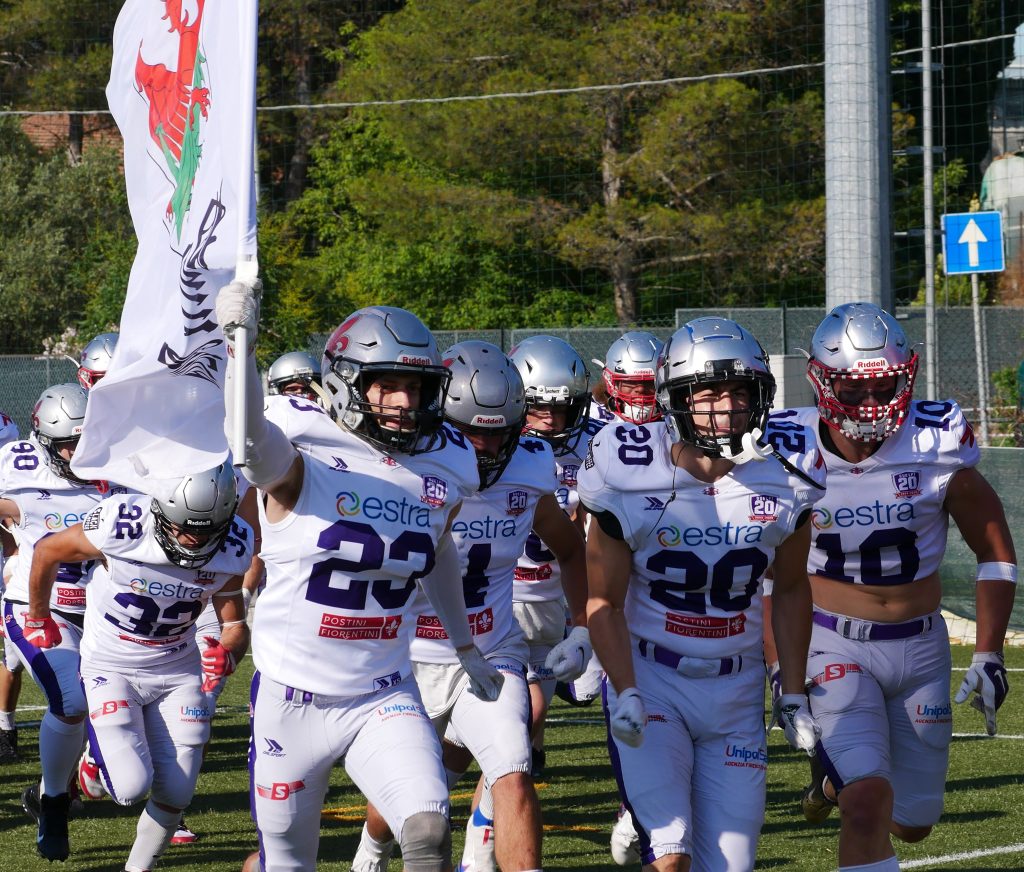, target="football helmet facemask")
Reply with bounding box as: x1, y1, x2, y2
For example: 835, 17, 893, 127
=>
656, 318, 775, 458
321, 307, 450, 455
601, 331, 663, 424
508, 335, 590, 456
443, 340, 526, 490
151, 464, 238, 569
807, 302, 918, 443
